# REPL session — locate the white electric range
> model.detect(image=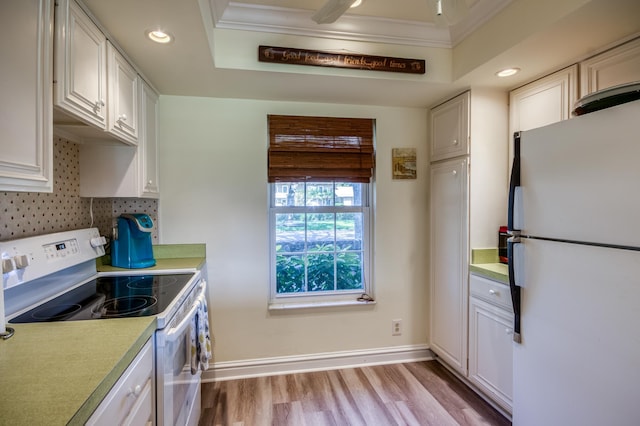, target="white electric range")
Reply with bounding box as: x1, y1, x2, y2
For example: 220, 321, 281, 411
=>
0, 228, 207, 426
